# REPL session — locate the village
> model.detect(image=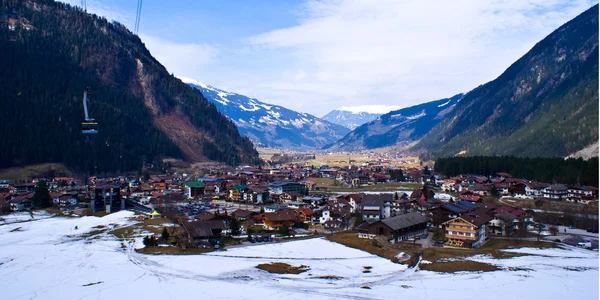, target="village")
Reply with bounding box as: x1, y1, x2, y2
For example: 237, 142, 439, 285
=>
1, 154, 598, 263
